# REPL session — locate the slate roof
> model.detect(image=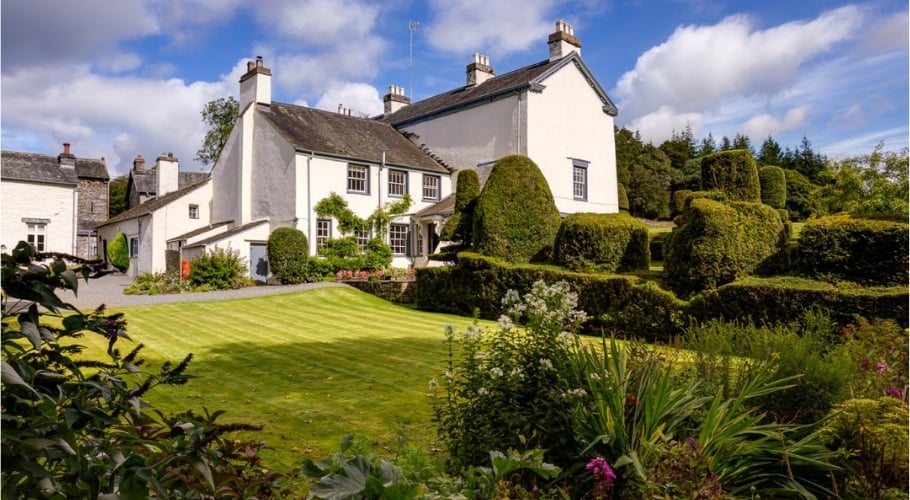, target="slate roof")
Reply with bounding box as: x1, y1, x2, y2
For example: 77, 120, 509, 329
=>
182, 220, 269, 249
382, 52, 618, 127
414, 194, 455, 218
1, 150, 109, 185
130, 171, 209, 196
261, 102, 450, 174
99, 179, 209, 227
167, 221, 232, 243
